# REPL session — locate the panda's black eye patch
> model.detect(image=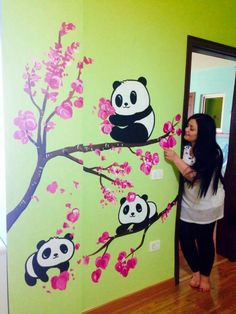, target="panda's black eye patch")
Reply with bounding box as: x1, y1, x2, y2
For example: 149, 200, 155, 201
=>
42, 248, 51, 259
115, 94, 123, 107
136, 203, 142, 213
60, 244, 68, 254
123, 205, 129, 215
130, 91, 137, 104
